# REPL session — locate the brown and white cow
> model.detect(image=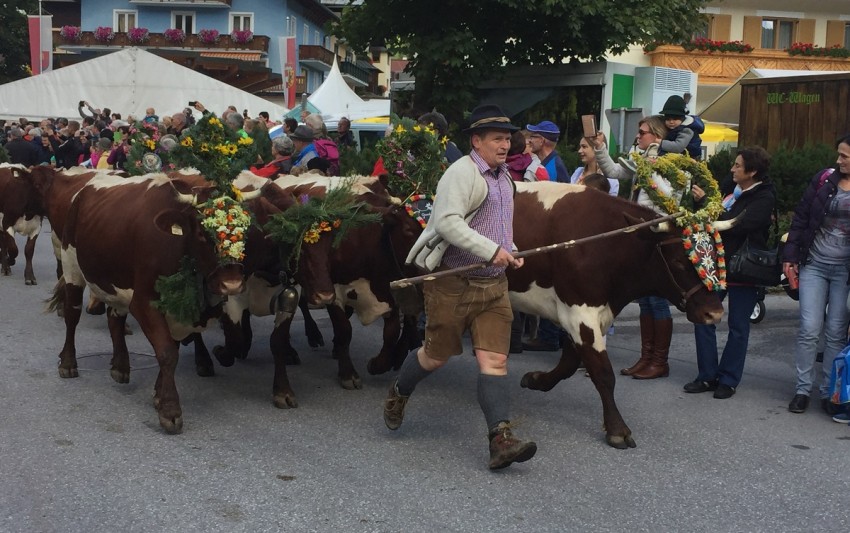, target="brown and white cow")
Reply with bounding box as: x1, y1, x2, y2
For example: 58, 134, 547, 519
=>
51, 172, 246, 433
0, 164, 42, 285
211, 174, 423, 406
507, 181, 724, 449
